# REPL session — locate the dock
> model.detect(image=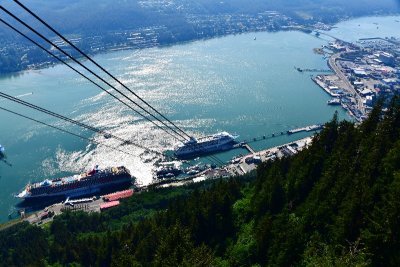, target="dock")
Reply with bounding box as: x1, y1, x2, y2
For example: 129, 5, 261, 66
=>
230, 124, 323, 155
242, 143, 256, 154
311, 76, 342, 97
